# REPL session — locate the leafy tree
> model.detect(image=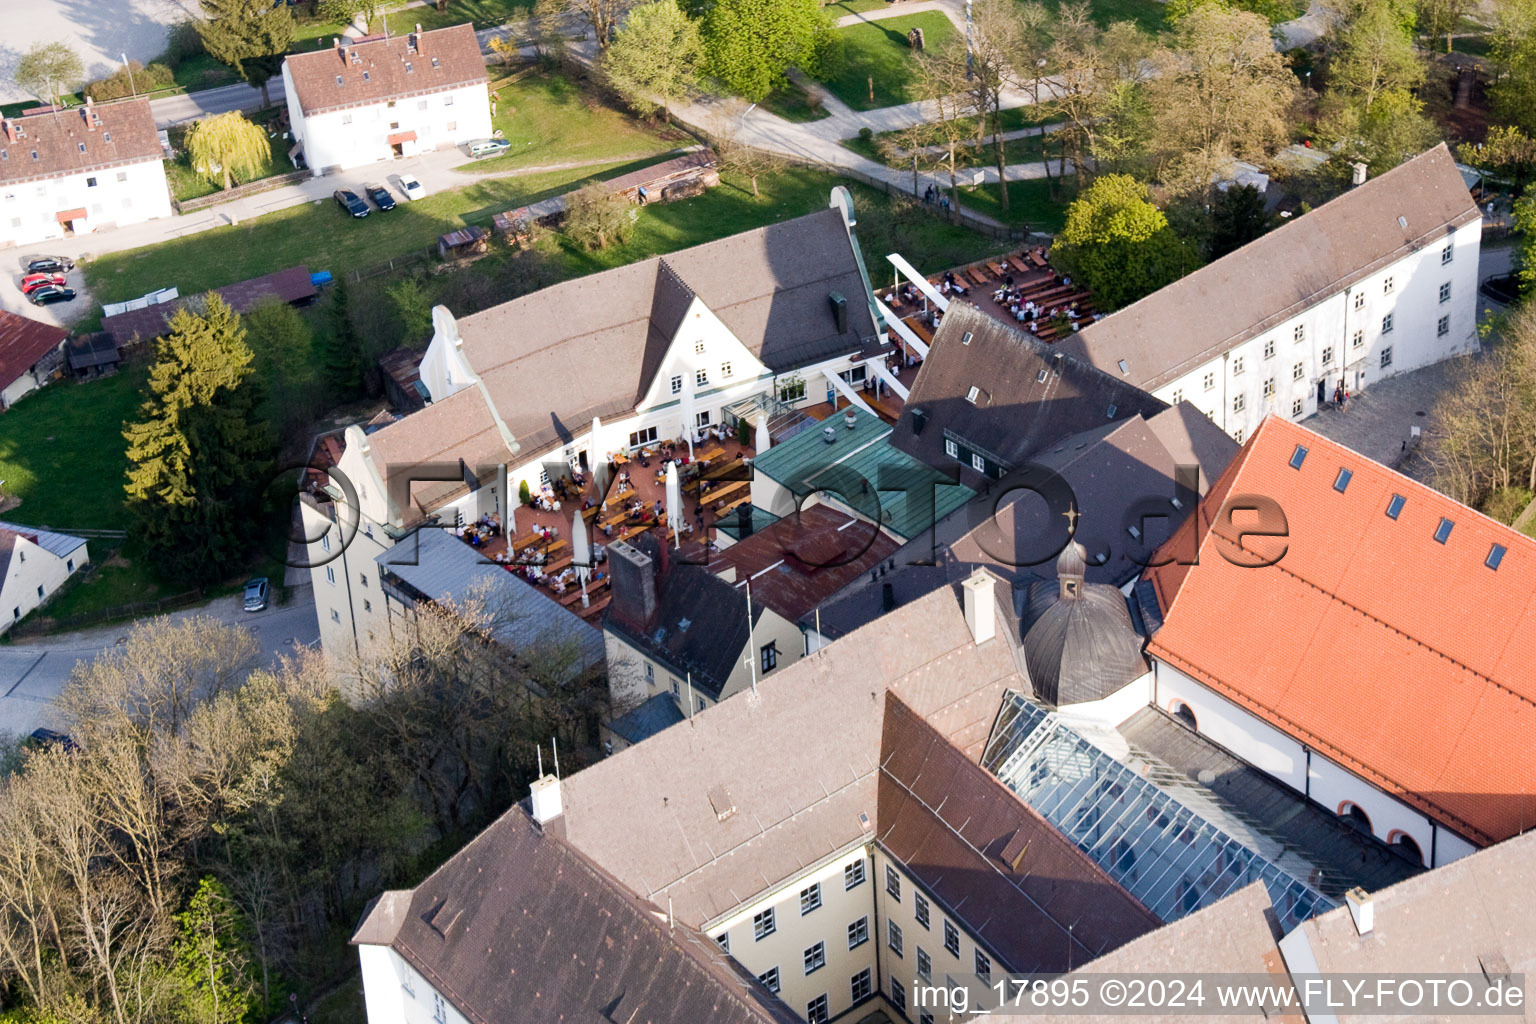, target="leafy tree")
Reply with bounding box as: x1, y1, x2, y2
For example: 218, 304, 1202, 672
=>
1316, 86, 1439, 173
317, 0, 384, 27
14, 43, 84, 105
1208, 183, 1271, 258
563, 180, 635, 250
1459, 124, 1536, 190
197, 0, 294, 107
123, 296, 273, 585
534, 0, 634, 50
172, 878, 256, 1024
1327, 0, 1426, 112
603, 0, 703, 123
1491, 0, 1536, 135
701, 0, 837, 102
388, 275, 435, 342
243, 296, 319, 436
186, 111, 272, 189
883, 48, 978, 214
321, 278, 368, 397
959, 0, 1028, 212
714, 120, 784, 197
1051, 174, 1204, 310
1418, 0, 1476, 51
1165, 0, 1302, 26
